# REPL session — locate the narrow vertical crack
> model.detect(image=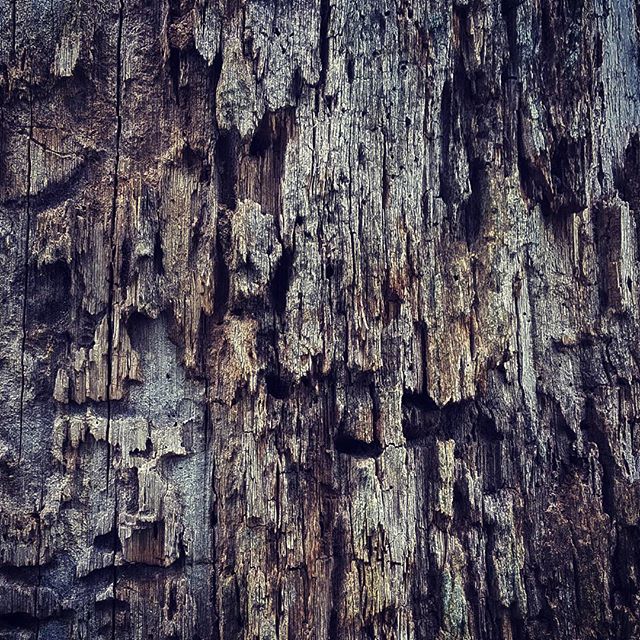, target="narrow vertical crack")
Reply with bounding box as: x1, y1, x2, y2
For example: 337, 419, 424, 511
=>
315, 0, 331, 112
110, 488, 119, 640
11, 0, 16, 59
33, 477, 44, 640
106, 0, 124, 484
18, 78, 34, 466
197, 313, 218, 636
204, 327, 220, 639
107, 2, 125, 638
318, 0, 330, 89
